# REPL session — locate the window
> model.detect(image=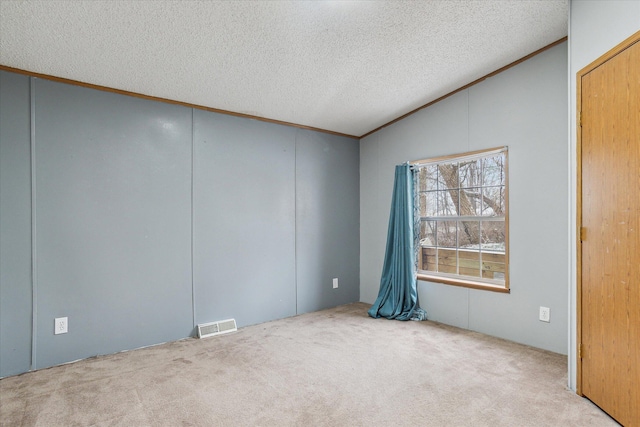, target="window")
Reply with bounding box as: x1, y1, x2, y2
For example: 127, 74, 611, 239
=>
412, 147, 508, 292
